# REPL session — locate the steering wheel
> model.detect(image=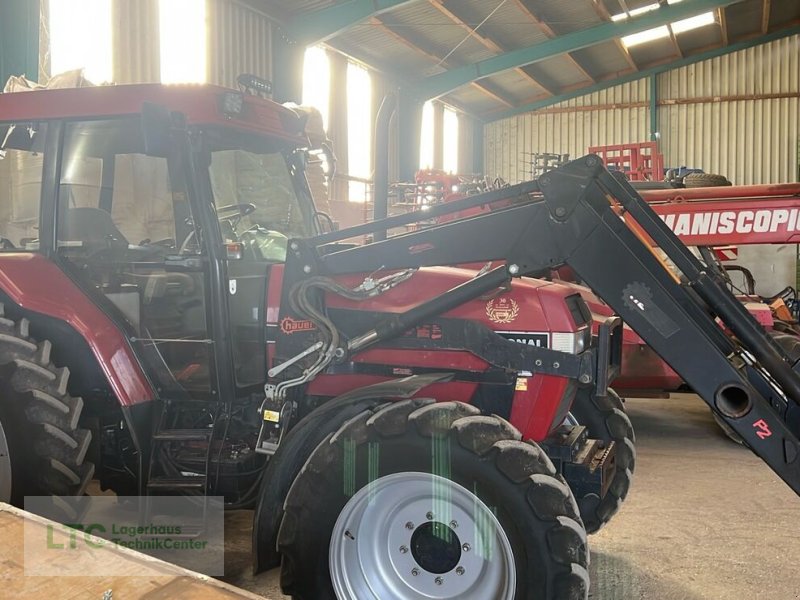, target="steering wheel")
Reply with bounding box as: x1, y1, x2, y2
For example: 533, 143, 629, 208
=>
216, 203, 257, 230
